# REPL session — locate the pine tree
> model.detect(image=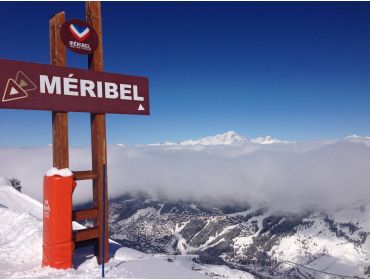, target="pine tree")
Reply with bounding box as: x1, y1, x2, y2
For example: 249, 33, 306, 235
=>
9, 177, 22, 192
